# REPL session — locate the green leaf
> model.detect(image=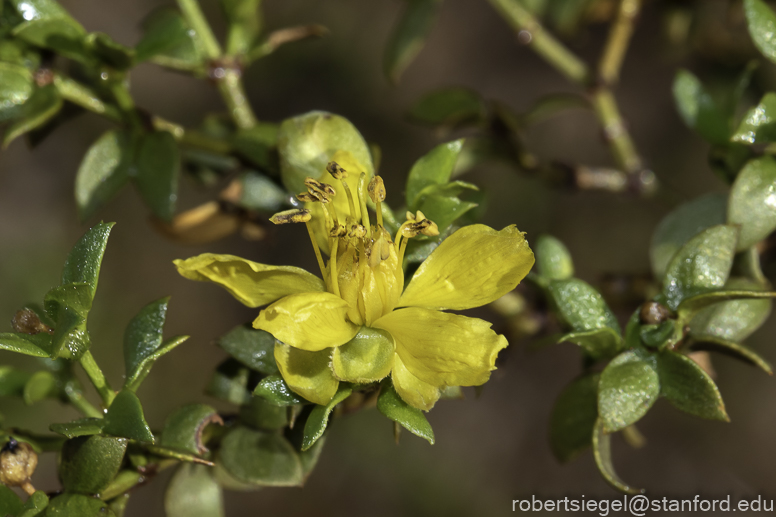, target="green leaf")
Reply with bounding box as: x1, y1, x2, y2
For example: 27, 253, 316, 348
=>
8, 0, 74, 22
135, 7, 202, 66
221, 0, 261, 56
124, 335, 188, 392
301, 385, 352, 451
75, 130, 131, 221
377, 383, 434, 444
729, 156, 776, 250
135, 131, 180, 222
277, 111, 374, 195
598, 349, 659, 432
405, 139, 464, 208
638, 320, 678, 350
0, 333, 51, 357
683, 286, 773, 342
253, 374, 304, 406
239, 396, 288, 431
44, 283, 92, 360
165, 463, 224, 517
690, 336, 772, 375
709, 142, 753, 185
49, 418, 105, 439
0, 366, 31, 396
732, 92, 776, 144
744, 0, 776, 64
592, 418, 644, 495
548, 278, 620, 333
86, 32, 134, 70
662, 225, 738, 310
218, 426, 303, 487
2, 84, 62, 148
217, 324, 278, 375
649, 193, 727, 280
237, 171, 287, 212
557, 328, 622, 361
59, 435, 128, 494
232, 123, 279, 173
672, 69, 729, 145
19, 491, 48, 517
160, 403, 222, 456
0, 62, 33, 122
23, 370, 58, 404
43, 493, 115, 516
415, 192, 477, 236
384, 0, 441, 82
206, 359, 251, 405
0, 484, 23, 516
534, 234, 574, 280
12, 17, 88, 63
407, 87, 486, 127
123, 297, 169, 383
549, 373, 599, 463
656, 351, 729, 421
61, 222, 114, 301
103, 390, 154, 443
